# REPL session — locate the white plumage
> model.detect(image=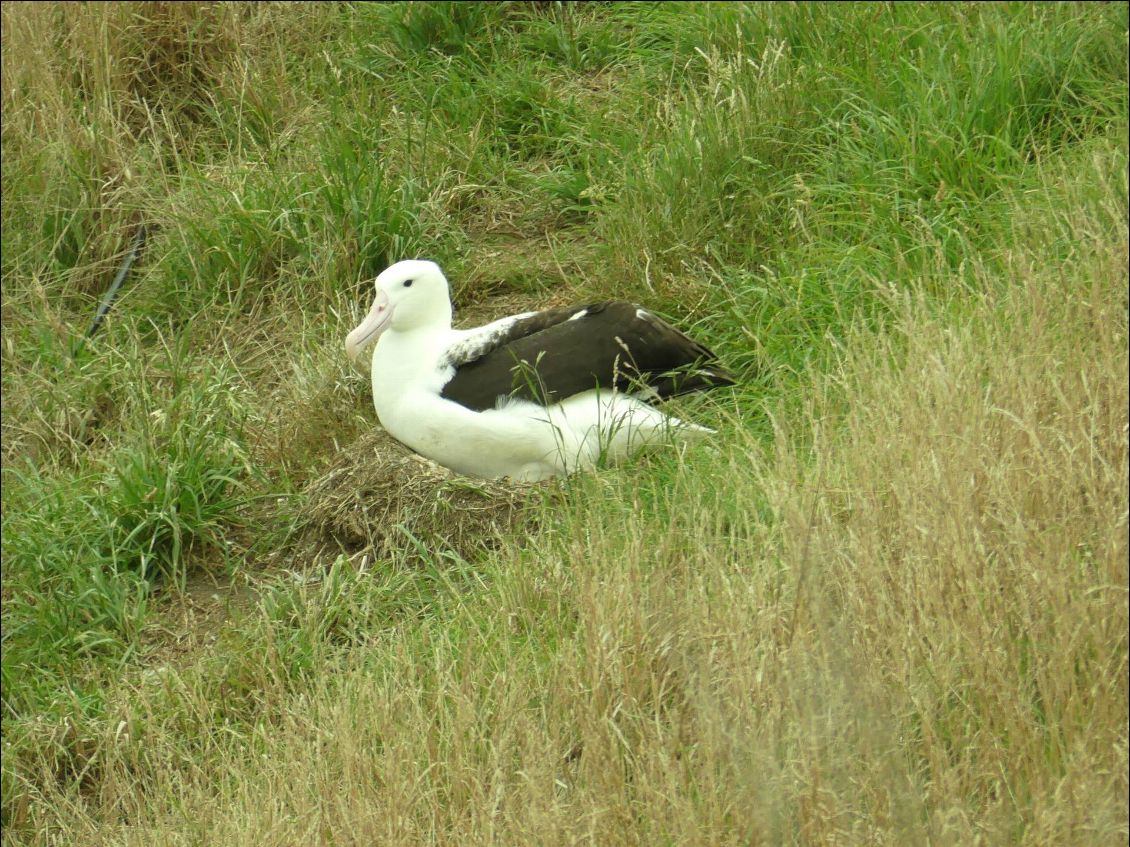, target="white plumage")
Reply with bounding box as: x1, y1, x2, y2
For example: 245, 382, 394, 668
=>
345, 260, 733, 482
